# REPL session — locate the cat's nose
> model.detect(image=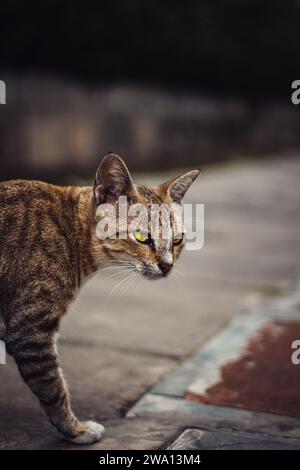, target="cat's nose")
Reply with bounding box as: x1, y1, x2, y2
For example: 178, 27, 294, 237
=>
159, 261, 173, 276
